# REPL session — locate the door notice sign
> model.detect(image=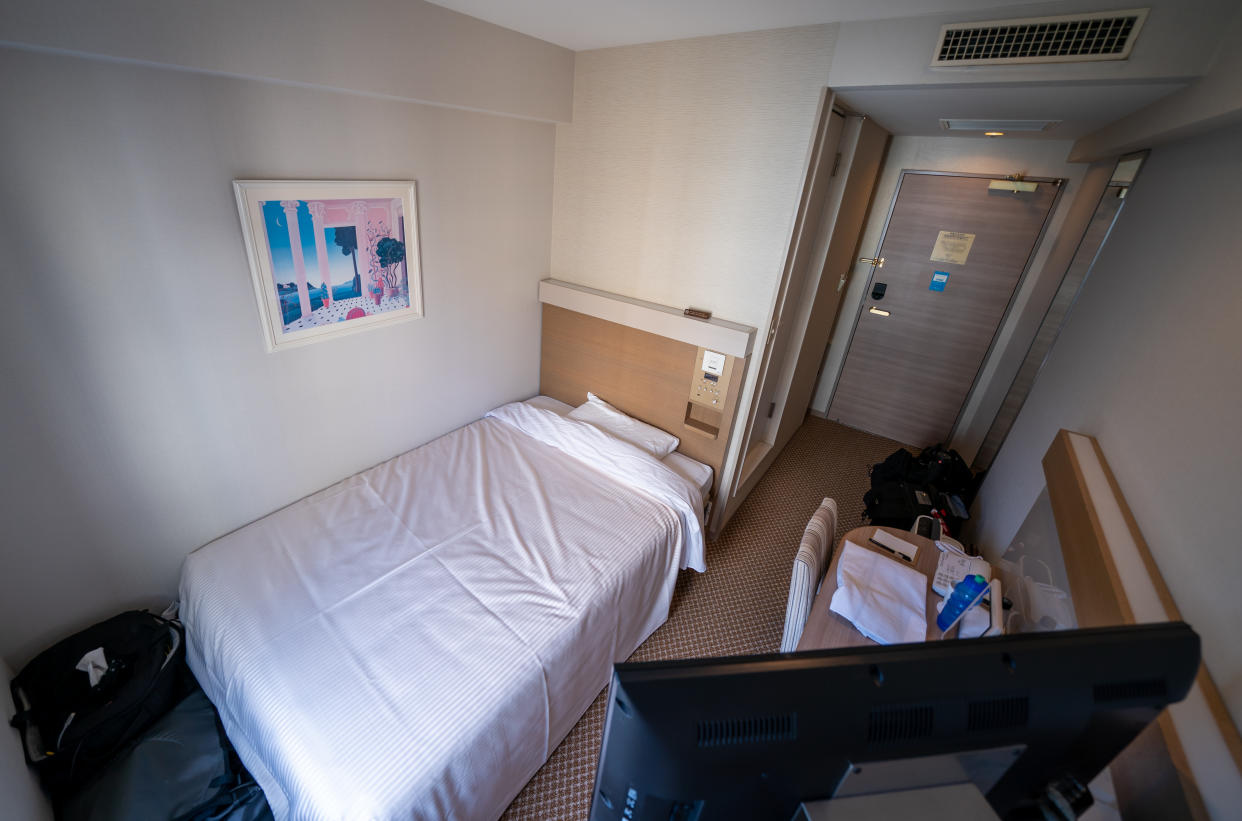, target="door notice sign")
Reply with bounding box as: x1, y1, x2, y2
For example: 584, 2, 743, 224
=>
930, 271, 950, 292
930, 231, 975, 265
